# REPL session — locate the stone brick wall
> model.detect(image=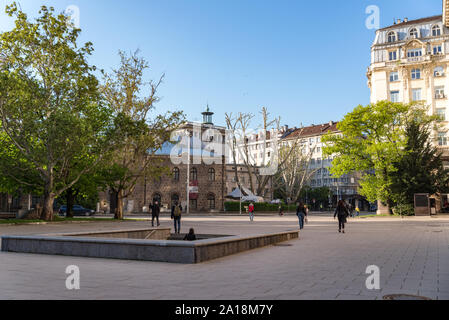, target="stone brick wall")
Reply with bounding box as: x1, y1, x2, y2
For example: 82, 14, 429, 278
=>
99, 155, 227, 213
